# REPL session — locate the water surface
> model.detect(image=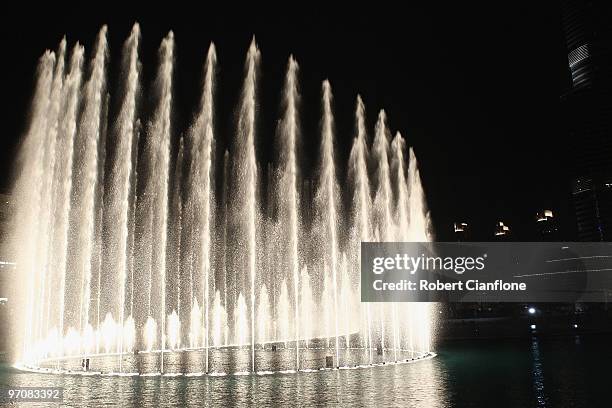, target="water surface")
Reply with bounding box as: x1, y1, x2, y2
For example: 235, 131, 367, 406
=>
2, 335, 610, 407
